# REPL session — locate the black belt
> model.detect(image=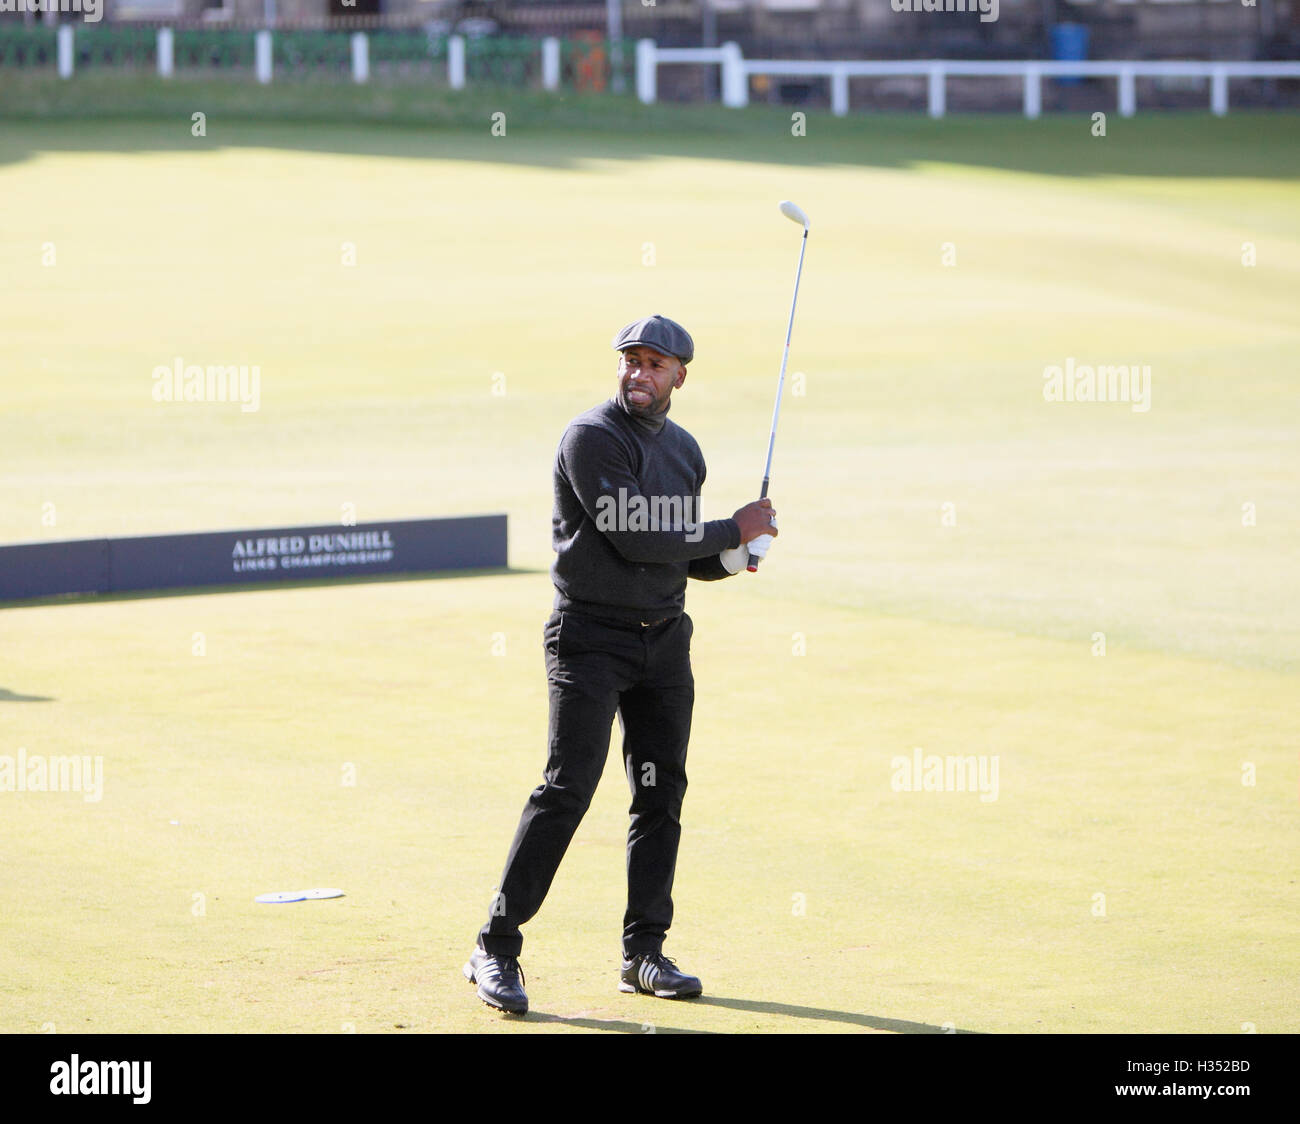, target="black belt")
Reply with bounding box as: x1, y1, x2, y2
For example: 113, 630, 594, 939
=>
561, 609, 676, 631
